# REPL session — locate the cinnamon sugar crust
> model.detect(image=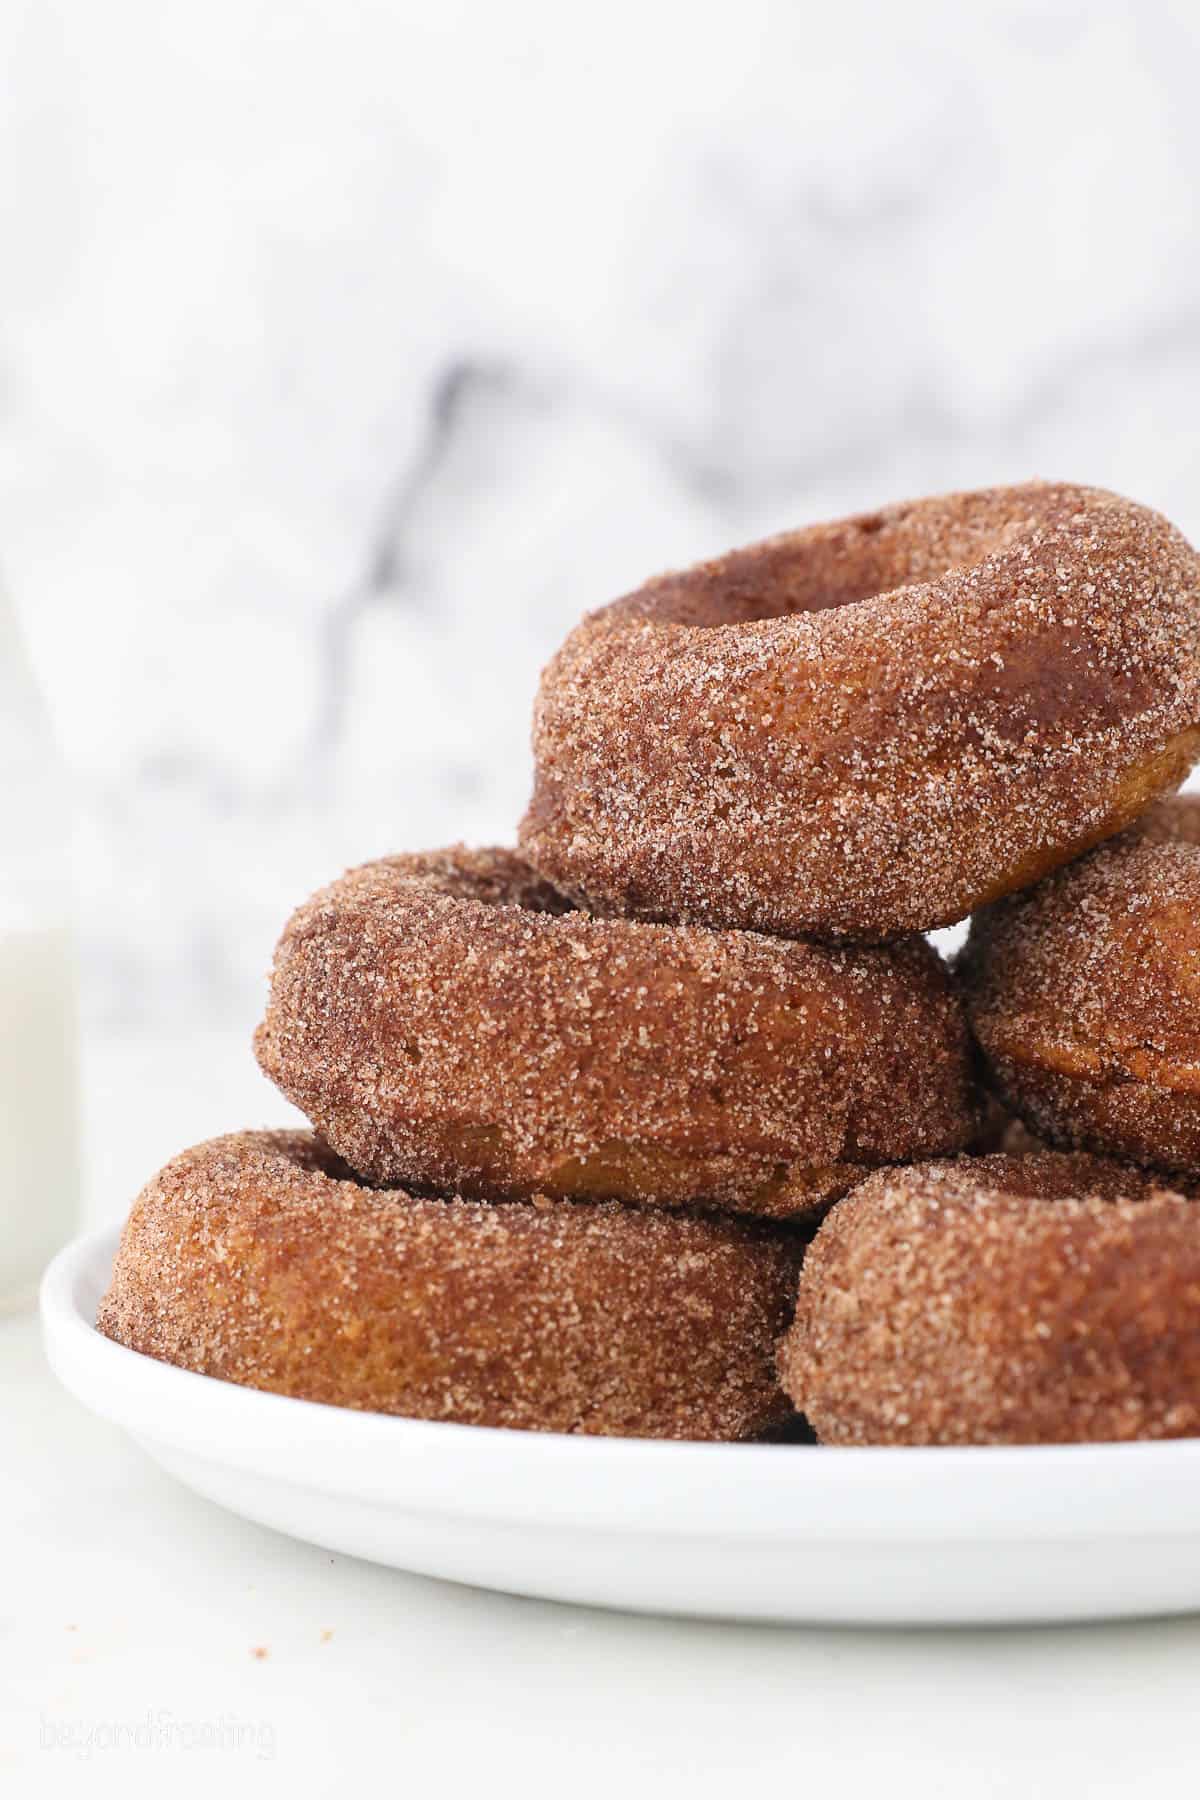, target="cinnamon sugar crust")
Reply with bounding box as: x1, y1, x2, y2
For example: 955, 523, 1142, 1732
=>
521, 481, 1200, 940
254, 846, 978, 1219
96, 1131, 802, 1439
962, 793, 1200, 1178
780, 1153, 1200, 1446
